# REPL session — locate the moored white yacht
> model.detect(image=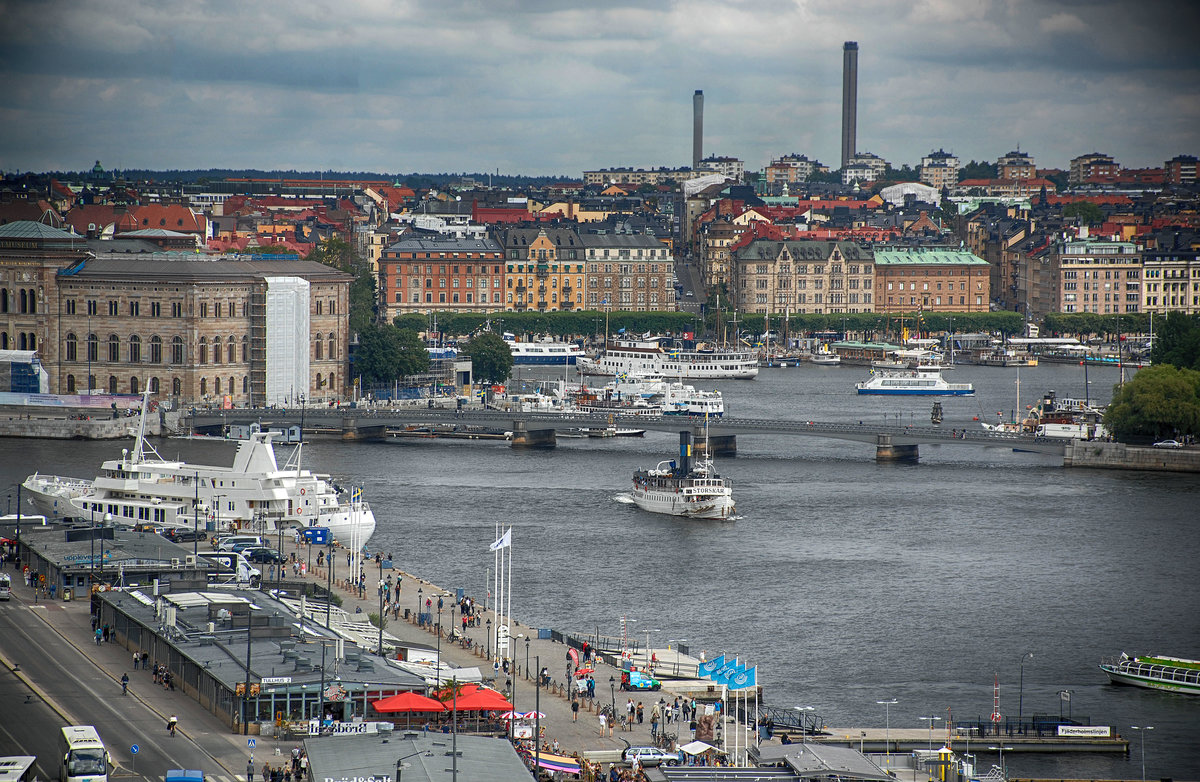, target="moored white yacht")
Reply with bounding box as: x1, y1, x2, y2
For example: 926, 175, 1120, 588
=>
25, 393, 375, 545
